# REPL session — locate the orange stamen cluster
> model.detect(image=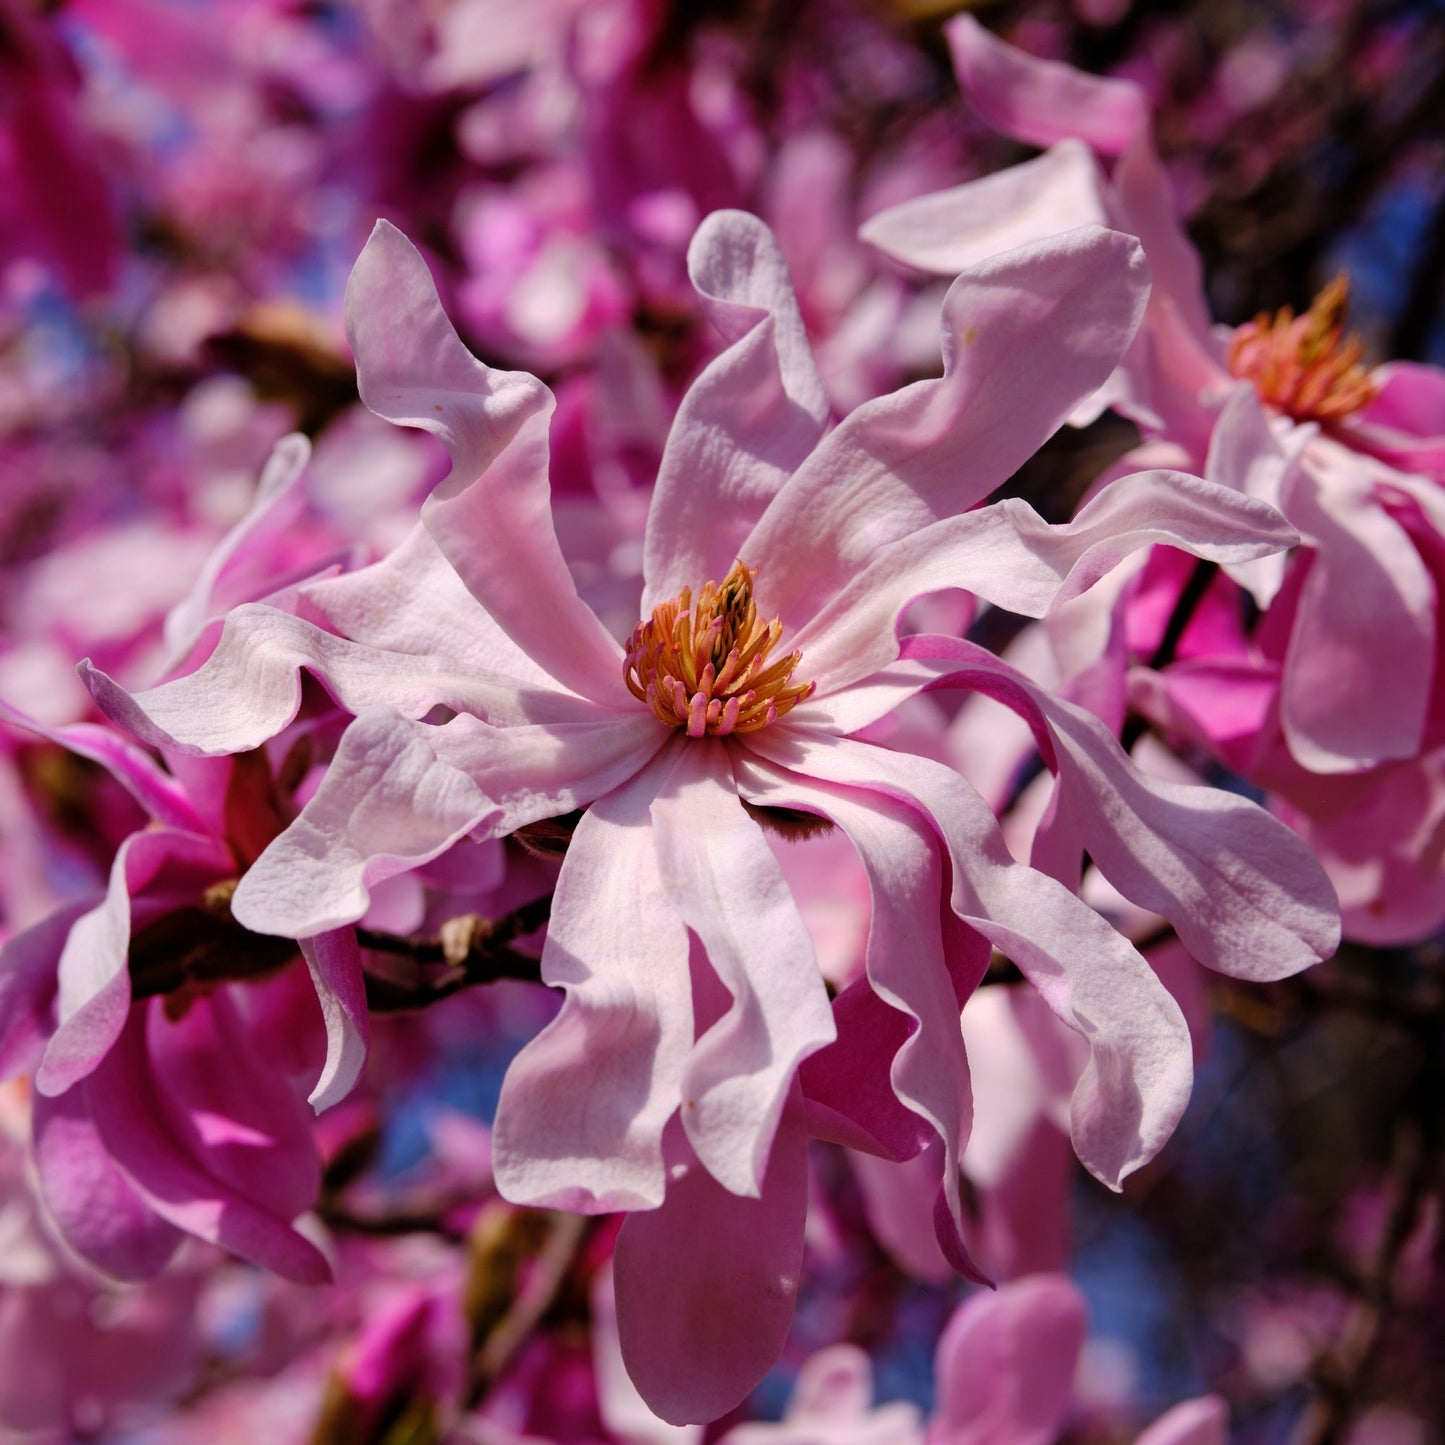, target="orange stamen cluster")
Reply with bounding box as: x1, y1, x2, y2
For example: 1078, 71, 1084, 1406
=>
1226, 274, 1380, 424
624, 561, 813, 737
